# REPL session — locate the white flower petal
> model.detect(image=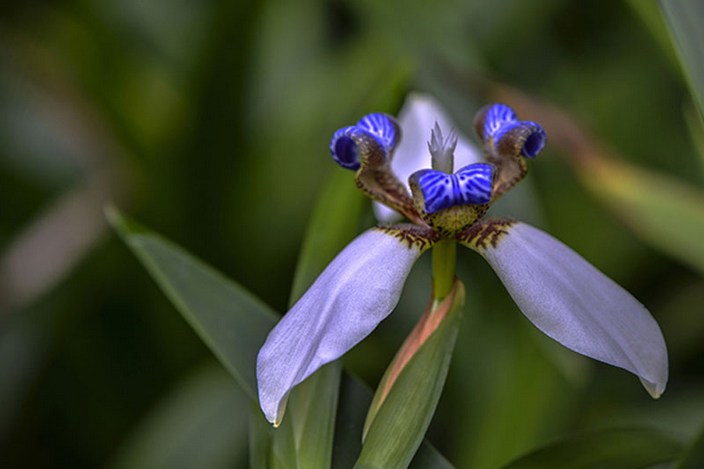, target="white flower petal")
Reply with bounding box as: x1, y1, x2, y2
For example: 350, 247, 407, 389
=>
373, 93, 482, 223
256, 228, 426, 425
475, 222, 668, 397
